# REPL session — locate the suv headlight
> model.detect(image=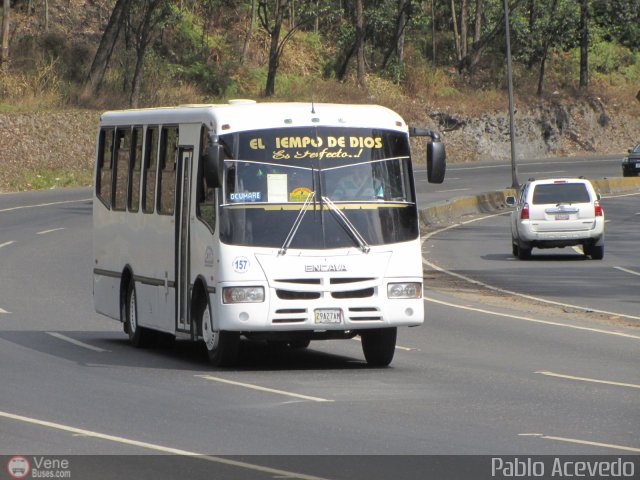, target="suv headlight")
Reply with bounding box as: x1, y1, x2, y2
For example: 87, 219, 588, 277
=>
222, 286, 265, 304
387, 282, 421, 299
